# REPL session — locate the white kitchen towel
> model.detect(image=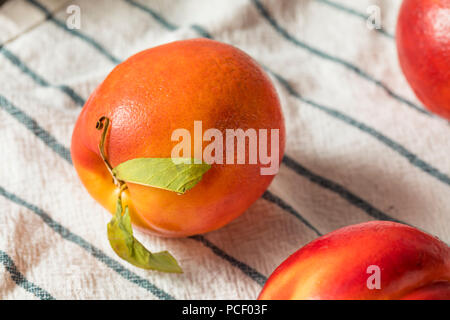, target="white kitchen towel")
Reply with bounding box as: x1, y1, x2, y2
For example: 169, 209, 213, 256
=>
0, 0, 449, 300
